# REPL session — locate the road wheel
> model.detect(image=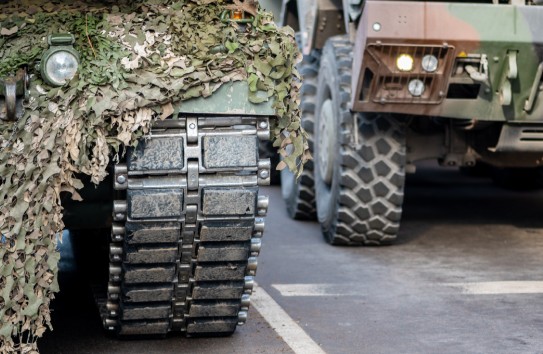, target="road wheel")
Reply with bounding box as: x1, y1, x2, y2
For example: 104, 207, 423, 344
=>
314, 36, 407, 245
281, 51, 320, 220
